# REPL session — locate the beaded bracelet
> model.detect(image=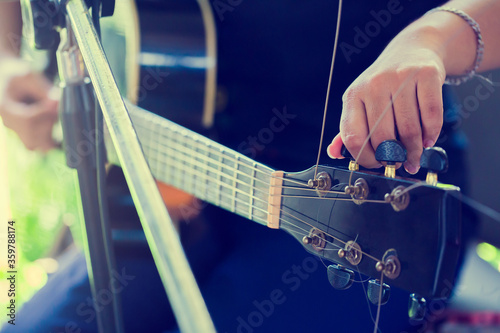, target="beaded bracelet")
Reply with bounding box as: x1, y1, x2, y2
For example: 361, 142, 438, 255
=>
426, 7, 484, 85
